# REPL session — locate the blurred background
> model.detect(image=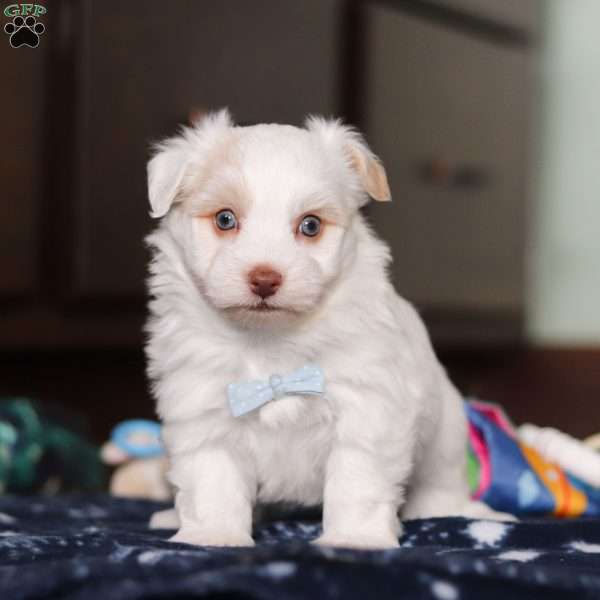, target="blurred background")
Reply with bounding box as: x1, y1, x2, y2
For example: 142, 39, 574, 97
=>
1, 0, 599, 451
